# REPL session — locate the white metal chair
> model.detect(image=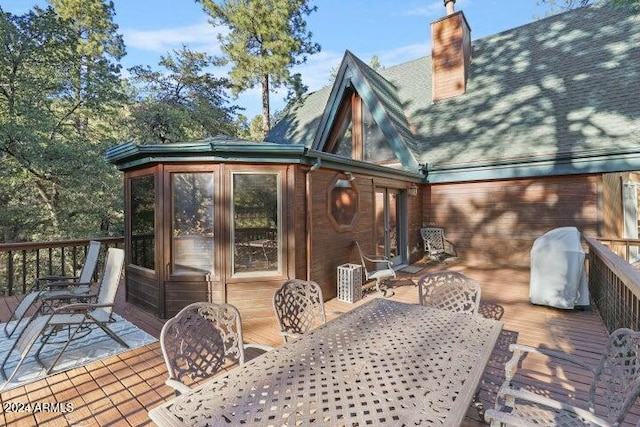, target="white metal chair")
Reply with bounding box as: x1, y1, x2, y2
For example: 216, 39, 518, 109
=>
485, 328, 640, 426
420, 227, 457, 261
355, 241, 396, 296
0, 247, 125, 385
160, 302, 273, 394
417, 271, 481, 315
273, 279, 326, 343
3, 240, 102, 338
